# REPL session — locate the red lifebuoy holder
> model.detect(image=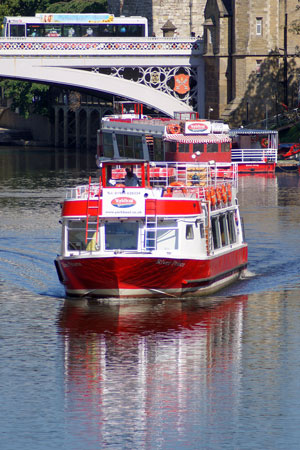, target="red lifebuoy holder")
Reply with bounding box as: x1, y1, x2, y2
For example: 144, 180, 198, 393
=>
261, 138, 268, 148
167, 123, 181, 134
